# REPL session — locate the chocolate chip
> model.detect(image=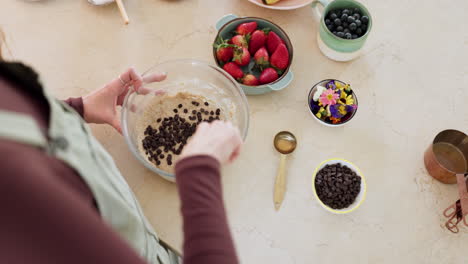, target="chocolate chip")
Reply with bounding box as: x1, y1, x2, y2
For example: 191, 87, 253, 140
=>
178, 104, 183, 108
184, 109, 188, 113
210, 111, 214, 115
314, 163, 361, 209
200, 108, 205, 112
173, 109, 178, 113
157, 118, 162, 123
216, 109, 220, 115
